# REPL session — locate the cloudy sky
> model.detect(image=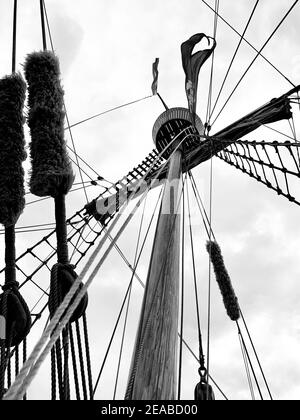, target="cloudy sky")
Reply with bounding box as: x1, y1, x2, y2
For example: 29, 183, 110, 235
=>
1, 0, 300, 401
